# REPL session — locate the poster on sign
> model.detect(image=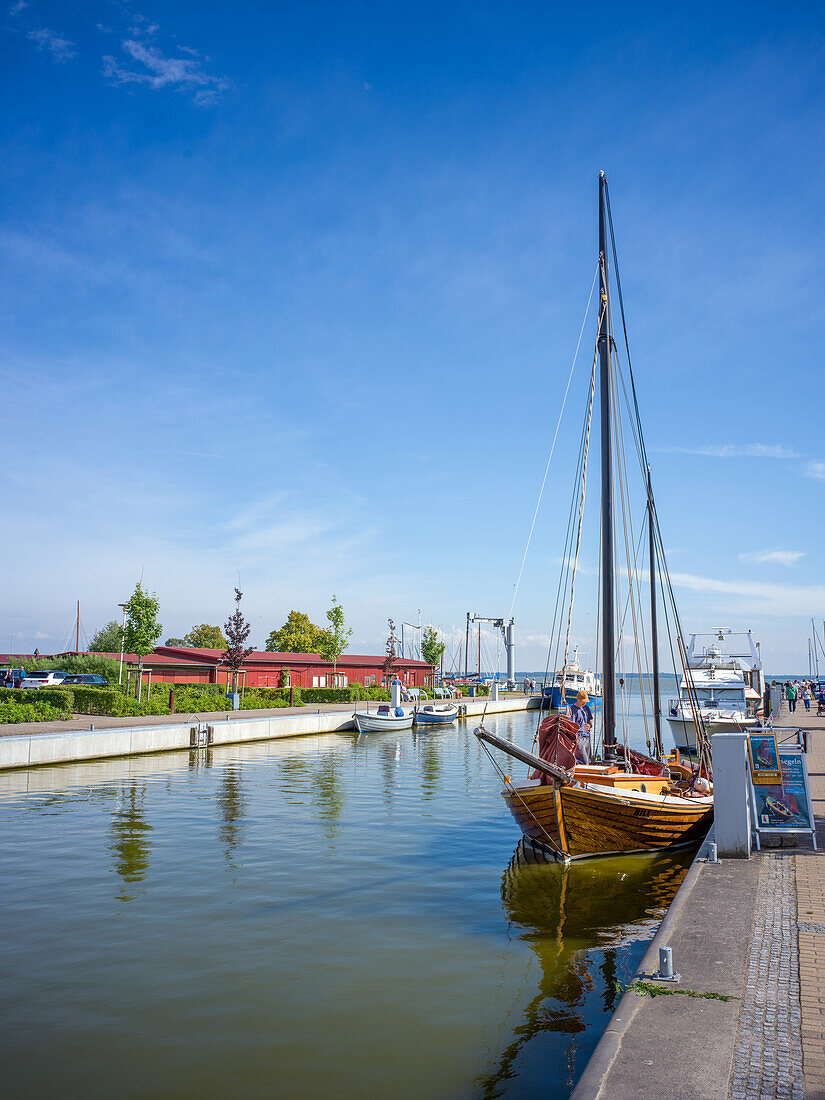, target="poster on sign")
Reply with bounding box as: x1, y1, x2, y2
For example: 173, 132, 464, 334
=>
747, 733, 781, 785
749, 747, 816, 846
